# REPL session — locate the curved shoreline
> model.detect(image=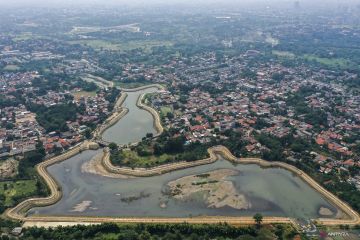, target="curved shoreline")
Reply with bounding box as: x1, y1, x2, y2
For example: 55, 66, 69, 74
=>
6, 141, 94, 221
95, 84, 163, 145
136, 92, 164, 135
101, 146, 359, 225
5, 84, 360, 227
93, 92, 128, 141
121, 84, 164, 92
